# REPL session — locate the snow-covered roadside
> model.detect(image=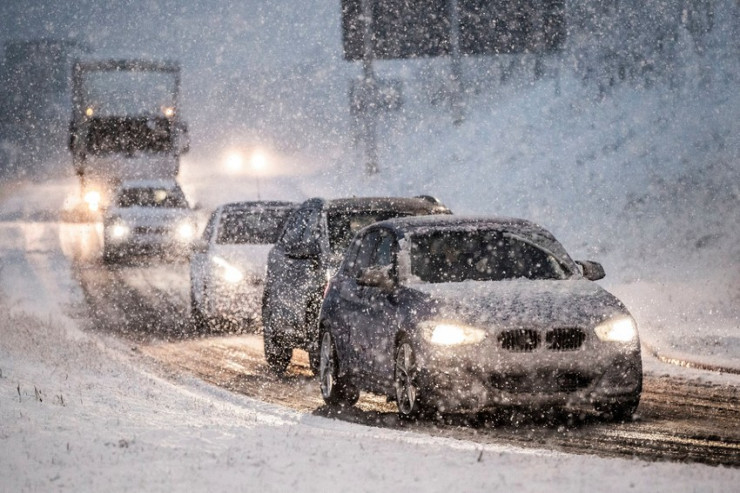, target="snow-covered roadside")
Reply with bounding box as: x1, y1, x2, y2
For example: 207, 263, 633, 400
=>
1, 195, 739, 492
